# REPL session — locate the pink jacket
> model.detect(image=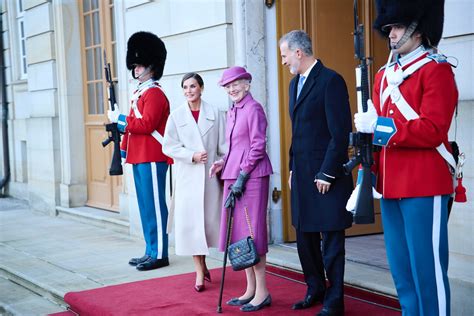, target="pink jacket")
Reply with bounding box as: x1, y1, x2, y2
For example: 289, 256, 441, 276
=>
221, 93, 273, 180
